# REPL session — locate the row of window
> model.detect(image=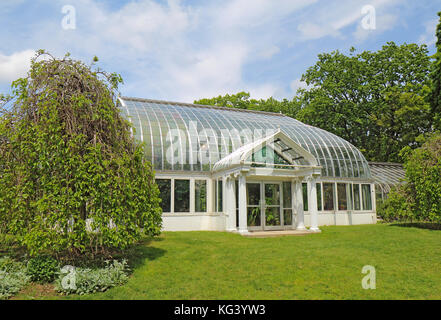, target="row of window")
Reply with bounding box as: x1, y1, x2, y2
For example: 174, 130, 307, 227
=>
156, 178, 373, 214
302, 182, 372, 212
156, 179, 207, 213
